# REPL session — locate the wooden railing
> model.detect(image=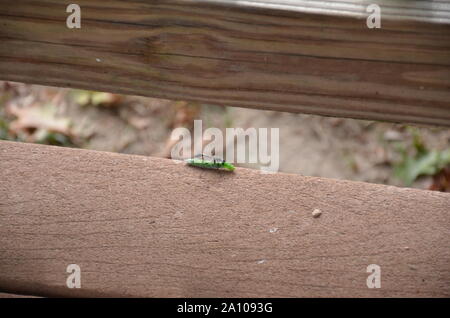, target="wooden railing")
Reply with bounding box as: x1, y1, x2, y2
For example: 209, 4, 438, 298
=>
1, 141, 449, 297
0, 0, 449, 297
0, 0, 449, 126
